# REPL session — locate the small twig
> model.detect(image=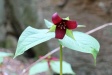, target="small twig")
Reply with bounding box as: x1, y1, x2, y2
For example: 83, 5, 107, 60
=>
86, 23, 112, 34
21, 23, 112, 75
